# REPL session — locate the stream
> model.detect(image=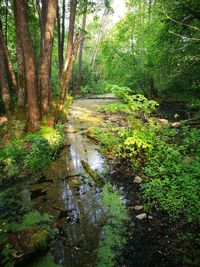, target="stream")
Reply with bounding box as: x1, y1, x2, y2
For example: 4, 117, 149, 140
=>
1, 96, 185, 266
27, 96, 130, 267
